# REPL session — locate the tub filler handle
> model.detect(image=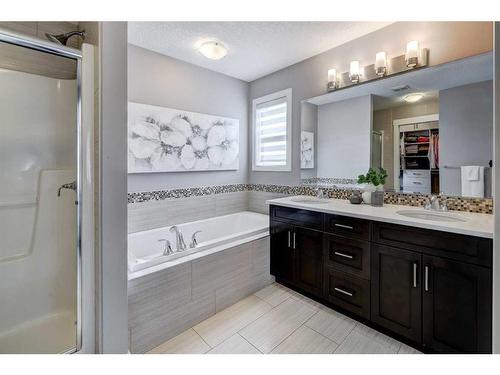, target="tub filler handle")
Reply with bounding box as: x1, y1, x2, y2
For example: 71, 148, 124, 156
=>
190, 230, 202, 248
158, 239, 174, 256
